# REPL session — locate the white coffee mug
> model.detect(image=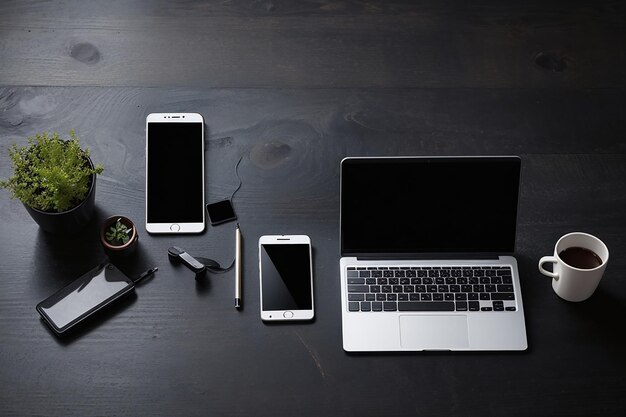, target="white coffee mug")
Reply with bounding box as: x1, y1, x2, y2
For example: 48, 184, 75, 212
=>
538, 232, 609, 302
